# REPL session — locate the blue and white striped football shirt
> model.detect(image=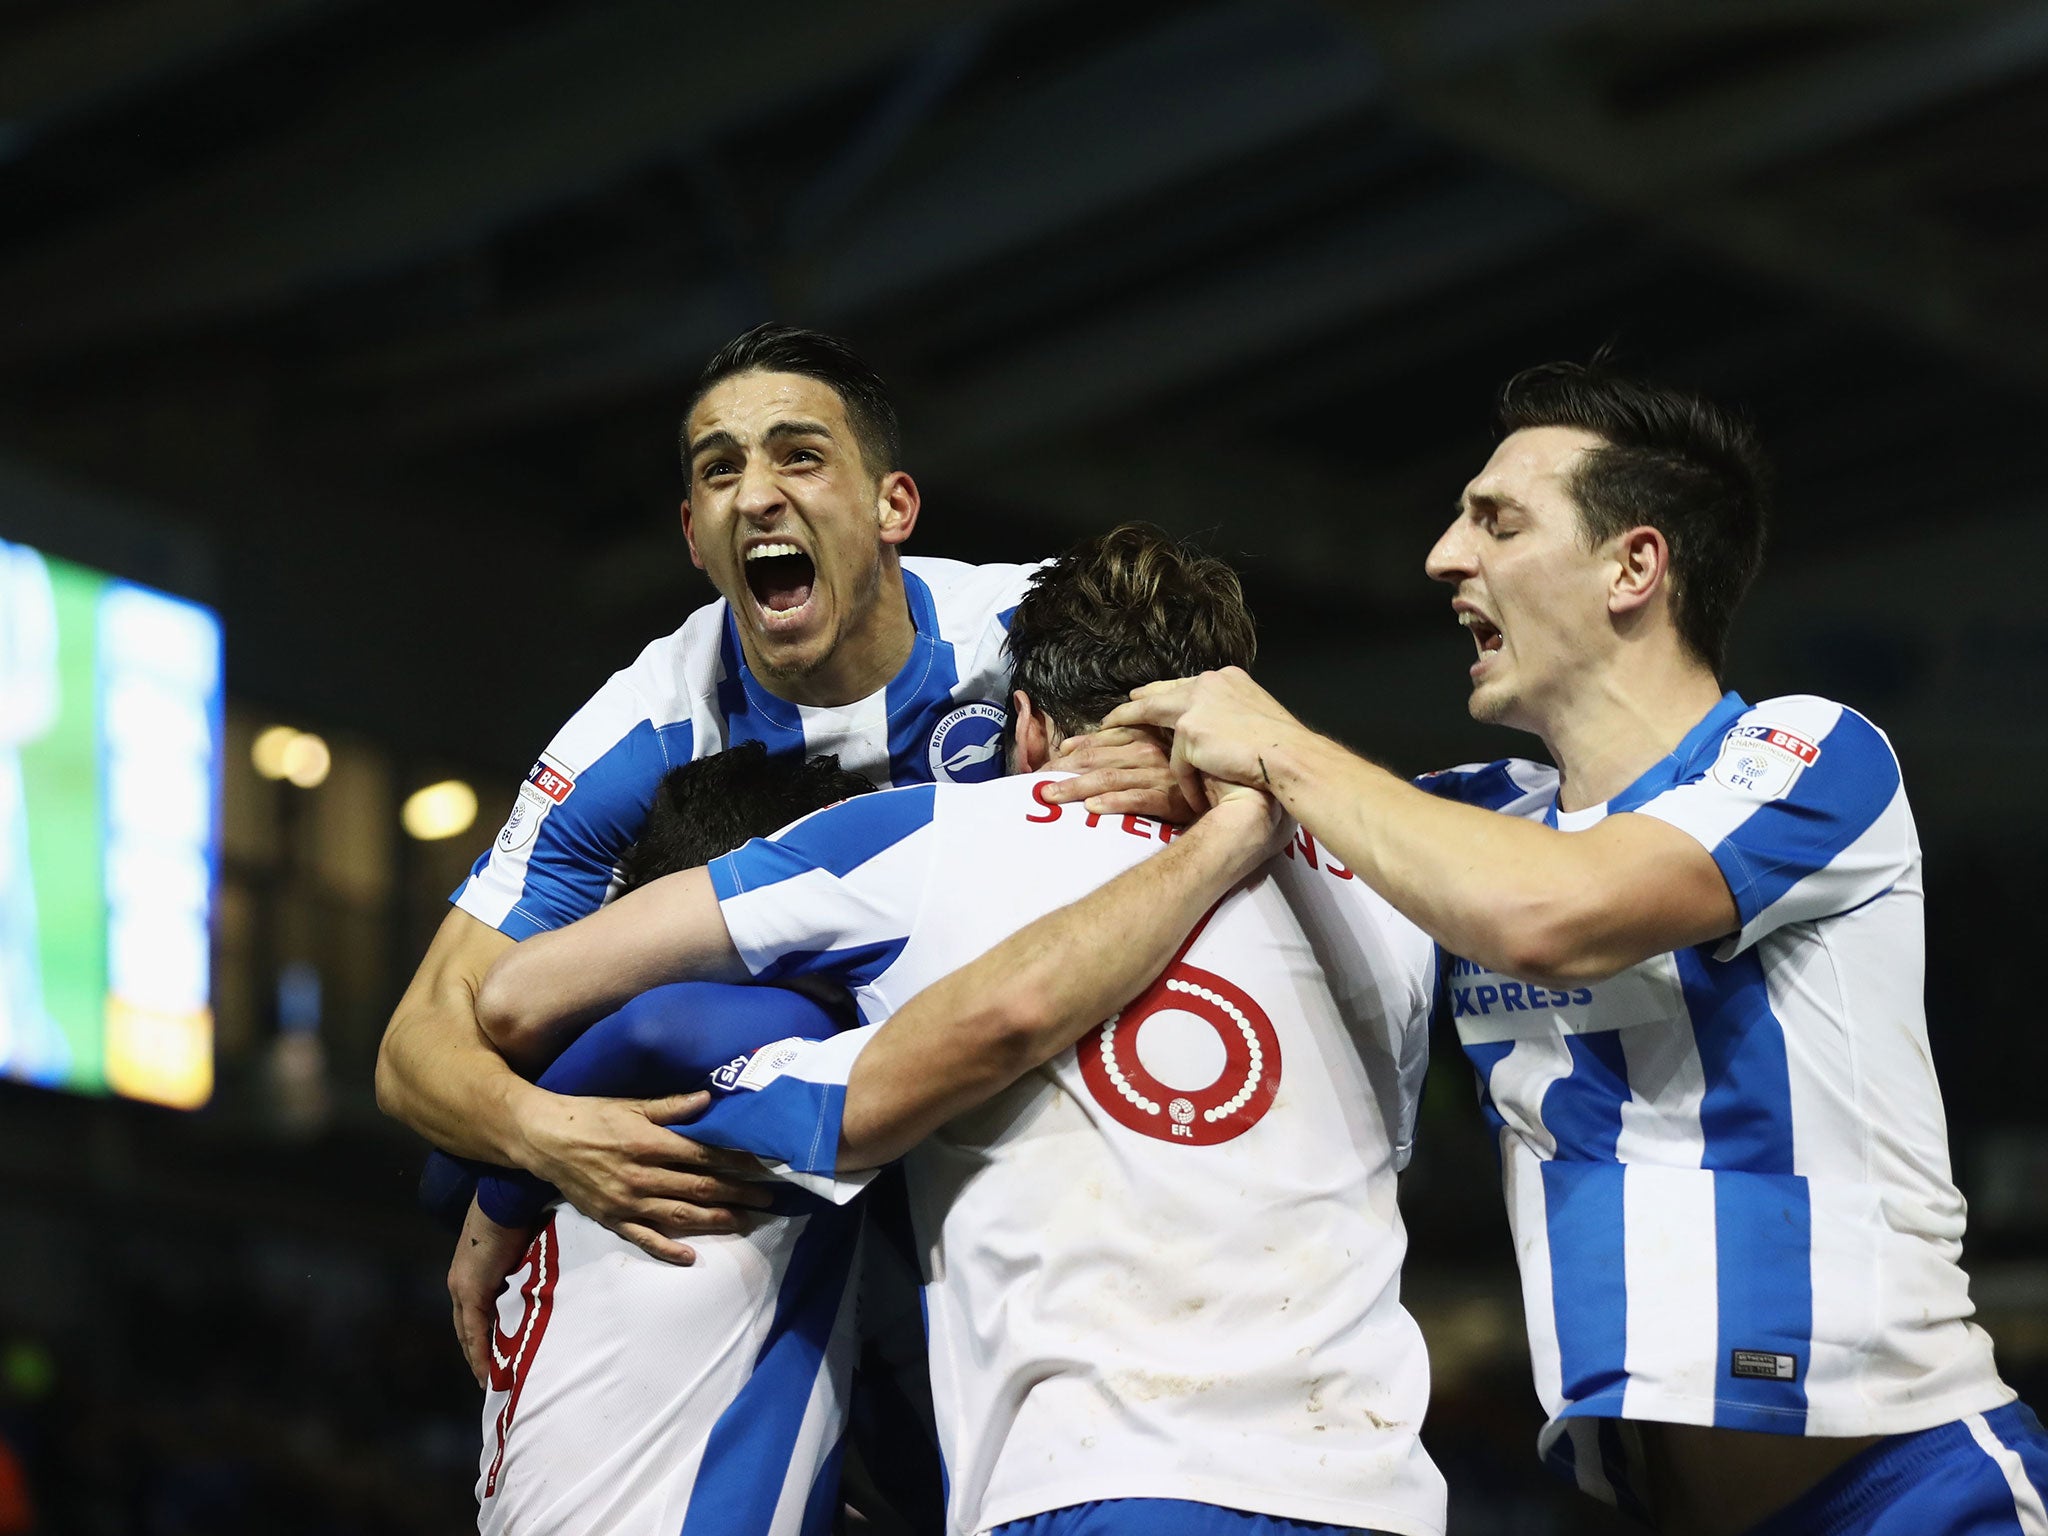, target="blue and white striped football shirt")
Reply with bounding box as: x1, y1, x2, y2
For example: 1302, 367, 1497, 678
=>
1422, 692, 2013, 1512
455, 557, 1038, 939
